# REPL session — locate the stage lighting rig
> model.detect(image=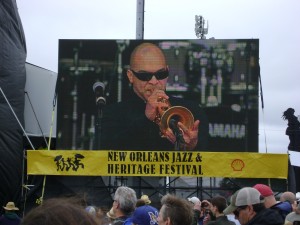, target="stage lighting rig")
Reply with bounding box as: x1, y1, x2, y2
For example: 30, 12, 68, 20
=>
195, 15, 208, 39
